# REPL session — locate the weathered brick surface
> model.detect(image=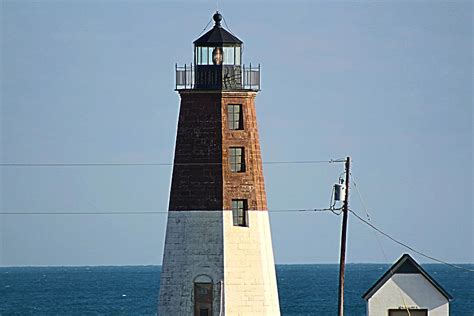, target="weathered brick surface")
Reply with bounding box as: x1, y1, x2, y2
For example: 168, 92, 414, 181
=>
169, 91, 267, 212
221, 91, 267, 211
169, 91, 223, 211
